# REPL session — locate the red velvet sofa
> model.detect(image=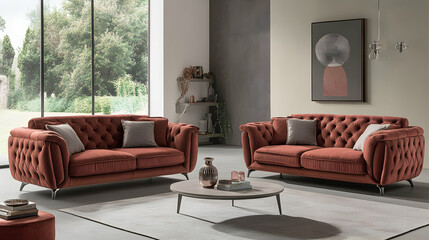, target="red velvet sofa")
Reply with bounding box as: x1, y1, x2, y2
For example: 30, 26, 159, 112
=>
8, 115, 198, 199
240, 114, 425, 195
